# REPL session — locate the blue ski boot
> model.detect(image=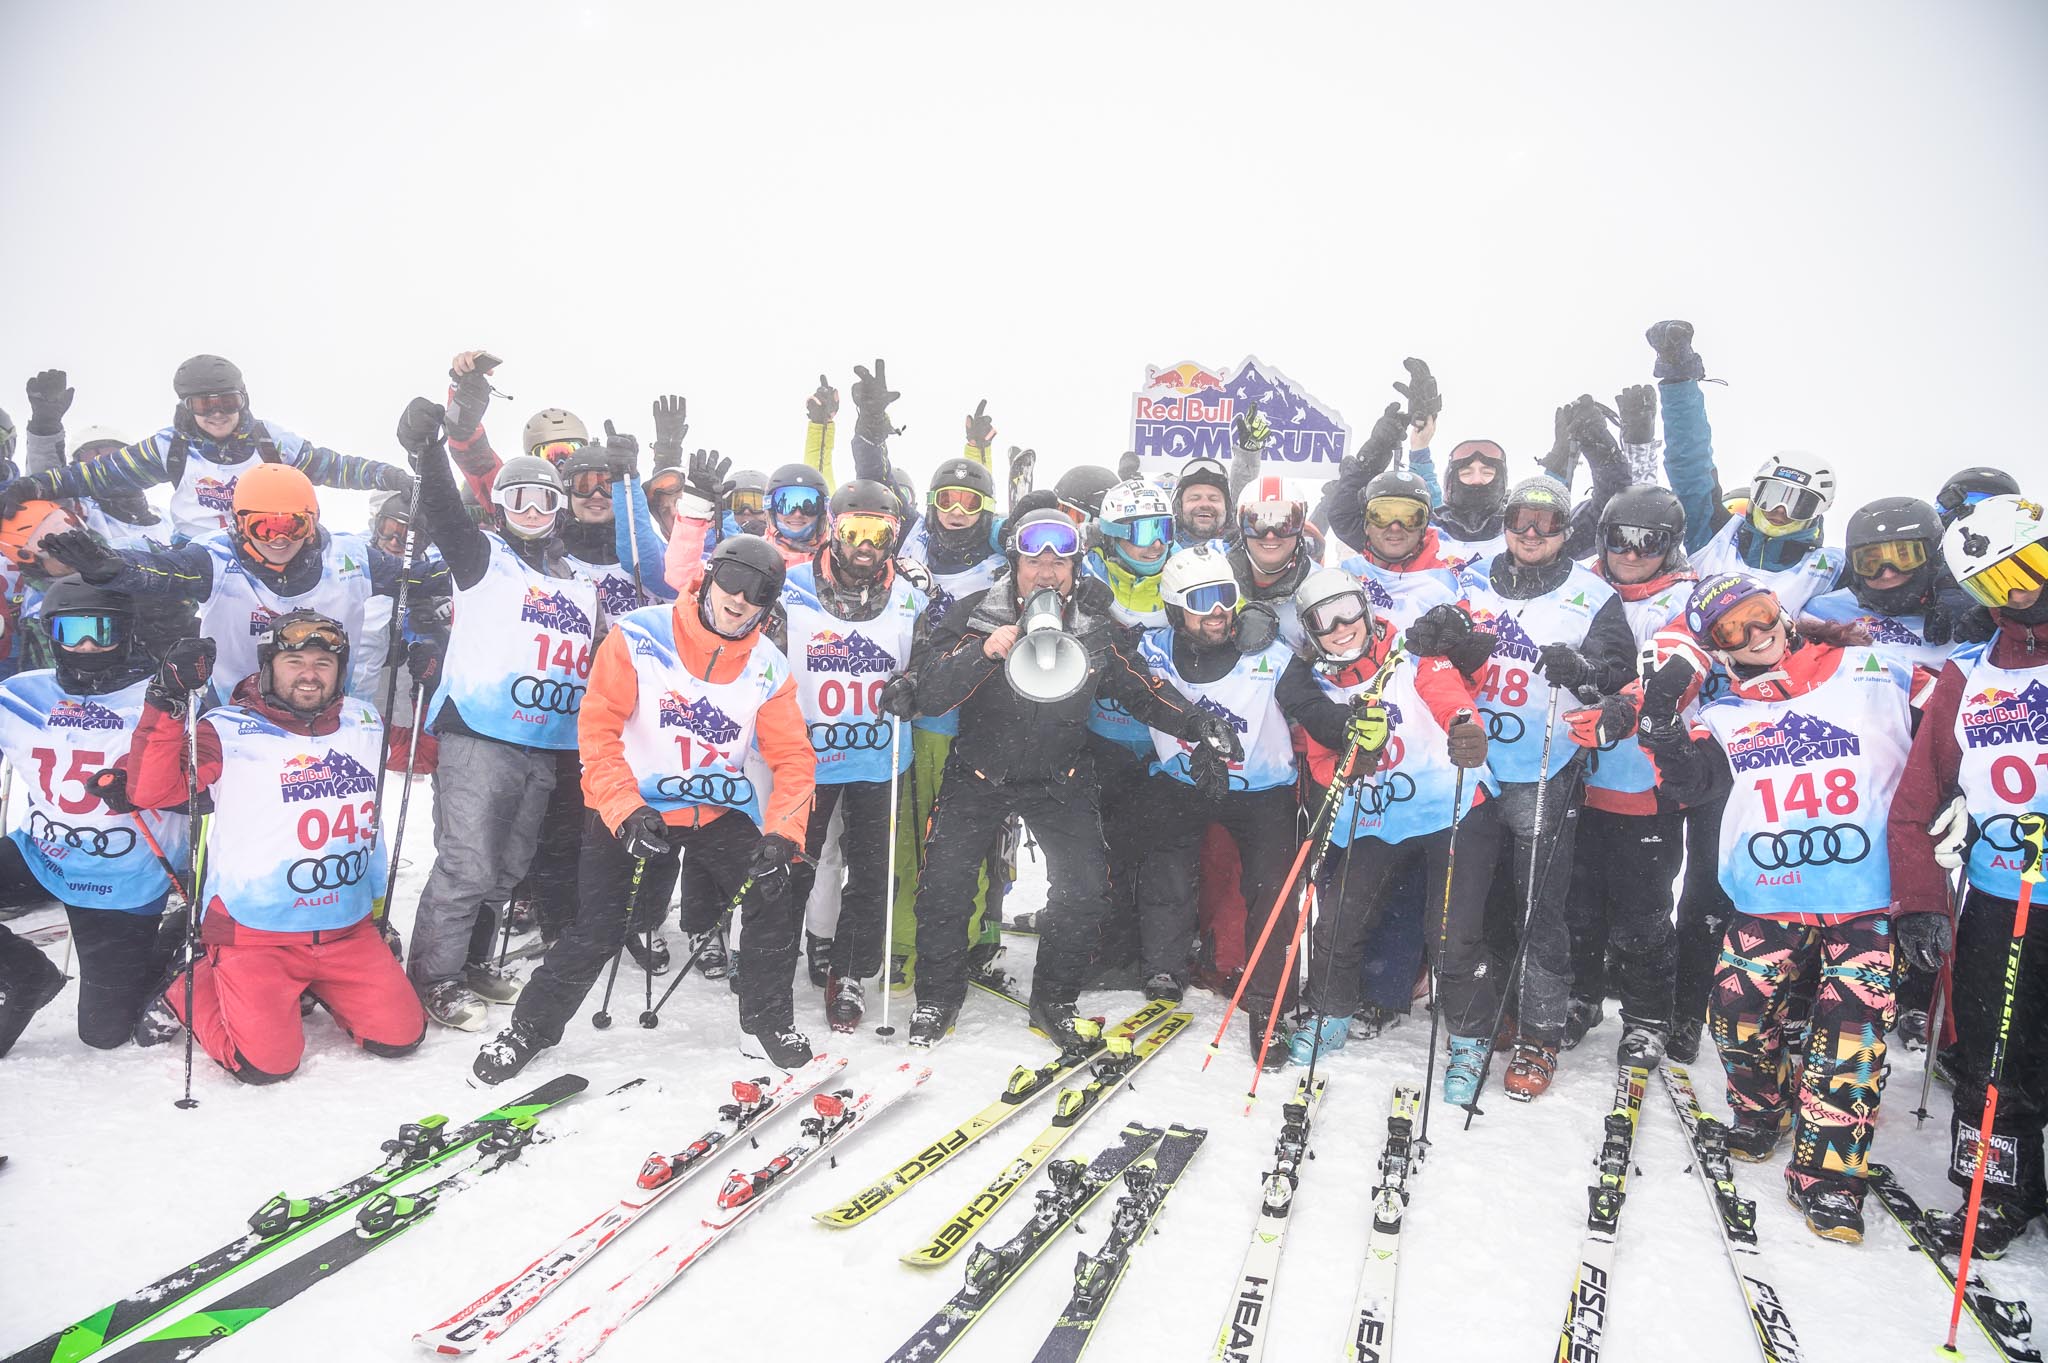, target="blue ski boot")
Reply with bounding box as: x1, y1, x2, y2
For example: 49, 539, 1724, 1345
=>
1288, 1014, 1350, 1066
1442, 1034, 1488, 1106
